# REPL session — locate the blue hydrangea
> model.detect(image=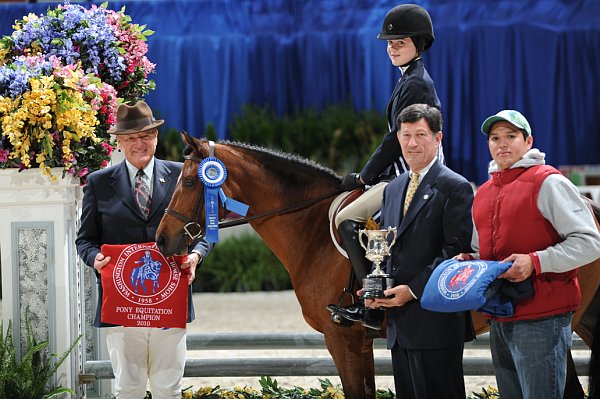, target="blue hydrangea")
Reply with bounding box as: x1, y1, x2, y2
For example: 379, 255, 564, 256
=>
0, 66, 33, 98
10, 4, 126, 85
0, 58, 53, 98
